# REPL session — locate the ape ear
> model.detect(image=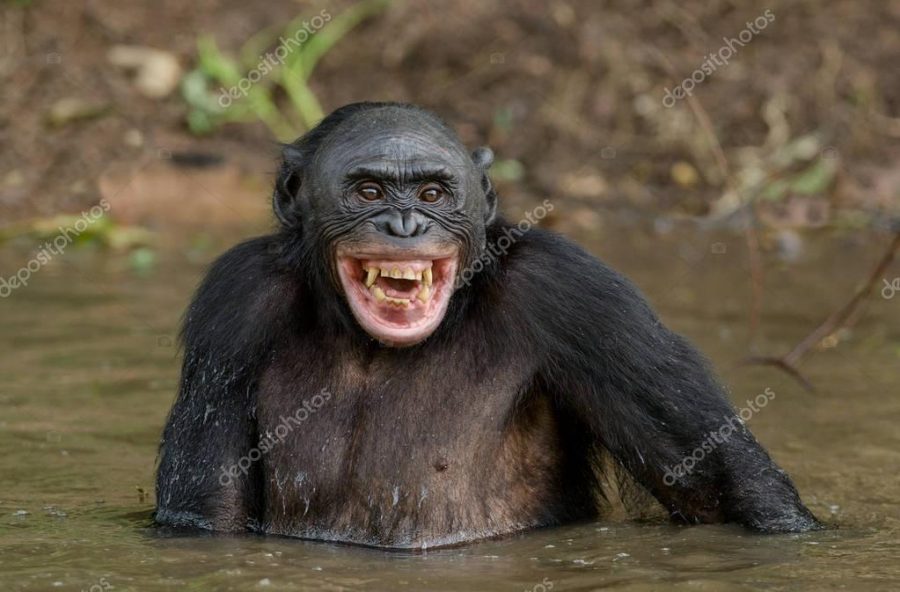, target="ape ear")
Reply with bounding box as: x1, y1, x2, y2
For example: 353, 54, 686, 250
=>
472, 147, 497, 225
472, 146, 493, 169
273, 145, 304, 227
